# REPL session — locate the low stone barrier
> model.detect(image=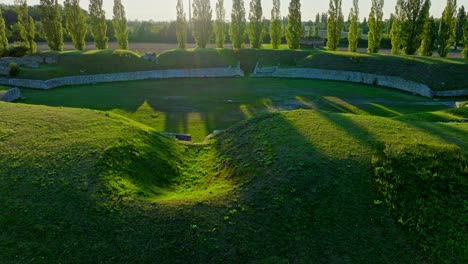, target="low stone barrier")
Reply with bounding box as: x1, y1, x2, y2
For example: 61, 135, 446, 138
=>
253, 66, 434, 98
0, 87, 21, 102
434, 90, 468, 97
0, 65, 244, 90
